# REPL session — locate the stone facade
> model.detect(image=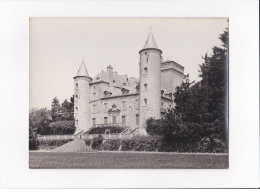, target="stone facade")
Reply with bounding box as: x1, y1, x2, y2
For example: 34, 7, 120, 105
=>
73, 31, 184, 135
